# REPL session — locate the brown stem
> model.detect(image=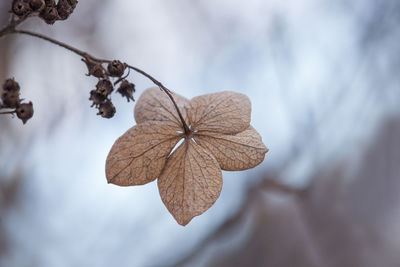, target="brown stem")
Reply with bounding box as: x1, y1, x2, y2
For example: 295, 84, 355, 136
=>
1, 27, 190, 132
0, 110, 16, 115
127, 65, 191, 134
0, 15, 26, 37
11, 29, 105, 62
